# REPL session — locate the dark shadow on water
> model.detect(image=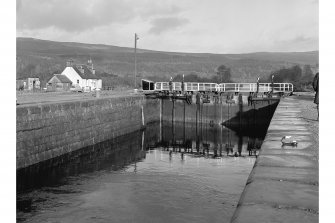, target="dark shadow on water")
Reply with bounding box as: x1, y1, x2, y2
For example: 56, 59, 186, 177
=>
222, 101, 279, 138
